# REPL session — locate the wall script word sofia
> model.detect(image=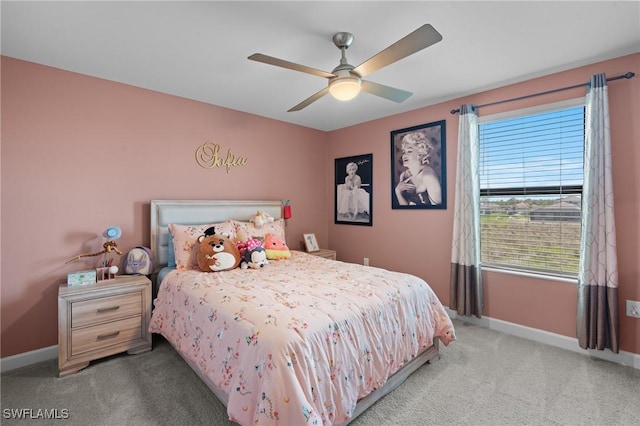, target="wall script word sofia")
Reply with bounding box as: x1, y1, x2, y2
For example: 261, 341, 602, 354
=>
196, 142, 248, 173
